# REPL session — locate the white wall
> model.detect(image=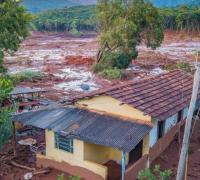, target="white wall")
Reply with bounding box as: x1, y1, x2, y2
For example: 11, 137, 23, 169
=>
164, 114, 177, 134
149, 120, 158, 147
